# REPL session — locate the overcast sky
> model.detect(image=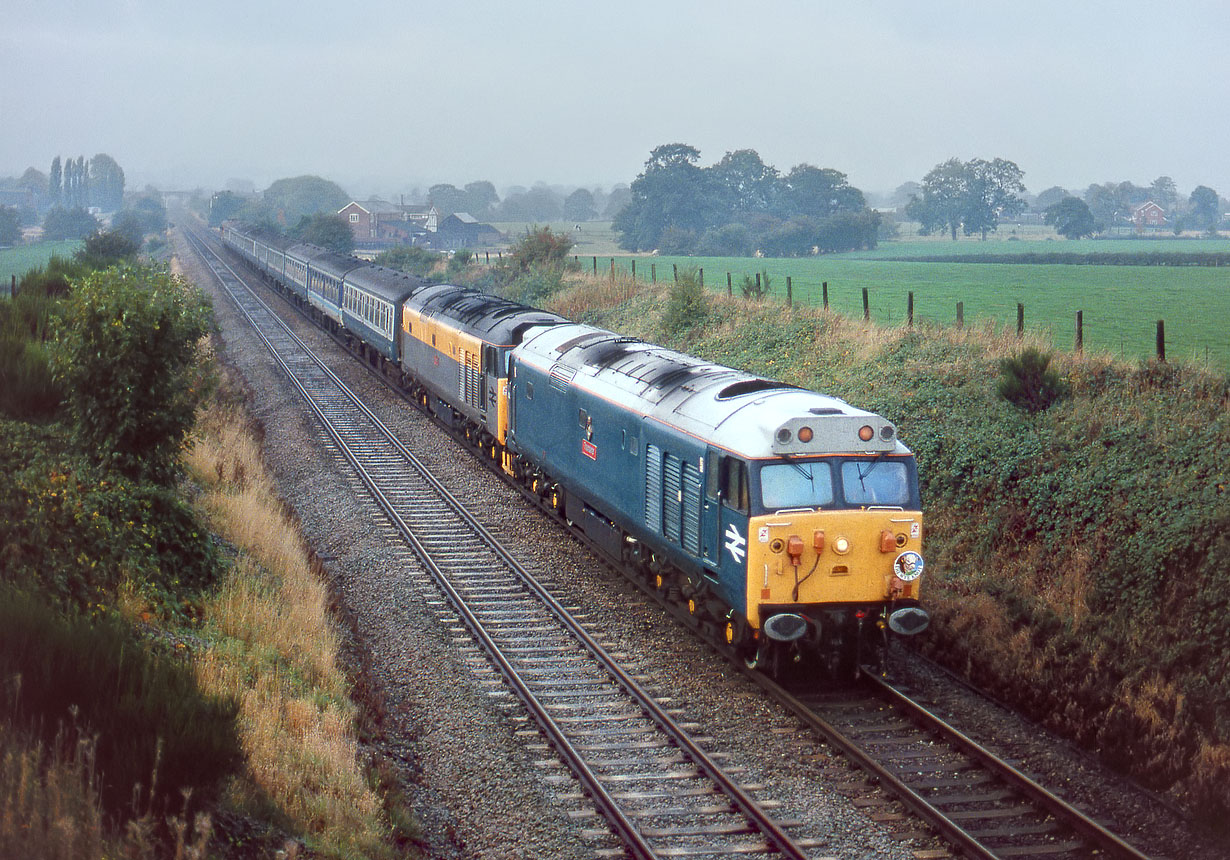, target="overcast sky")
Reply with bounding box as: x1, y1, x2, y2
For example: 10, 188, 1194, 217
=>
3, 1, 1227, 200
